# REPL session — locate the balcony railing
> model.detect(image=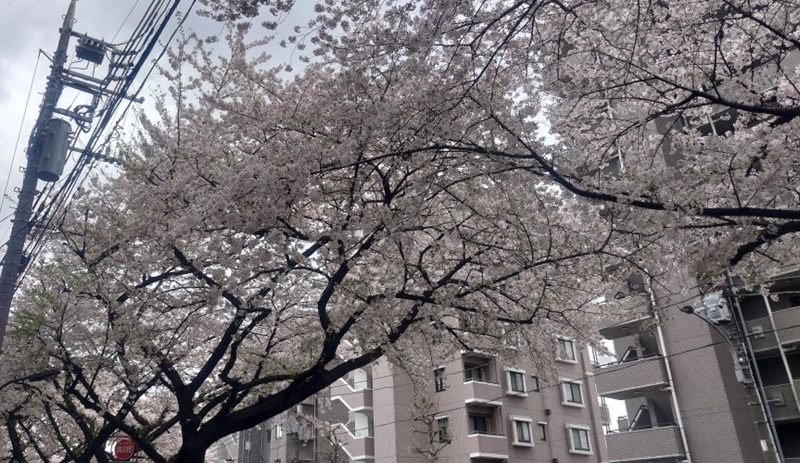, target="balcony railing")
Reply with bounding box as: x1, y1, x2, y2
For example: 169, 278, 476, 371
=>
345, 374, 373, 391
347, 420, 373, 438
606, 426, 685, 462
336, 430, 375, 460
338, 388, 373, 412
598, 312, 651, 340
464, 432, 508, 460
765, 380, 800, 420
745, 308, 800, 351
461, 379, 502, 404
595, 355, 668, 400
